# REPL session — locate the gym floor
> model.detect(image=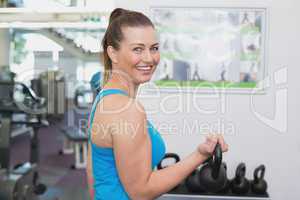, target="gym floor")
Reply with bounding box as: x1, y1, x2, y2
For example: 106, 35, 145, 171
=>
10, 111, 90, 200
